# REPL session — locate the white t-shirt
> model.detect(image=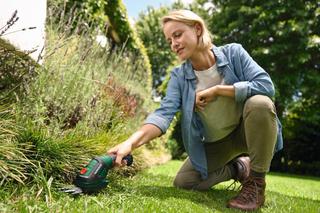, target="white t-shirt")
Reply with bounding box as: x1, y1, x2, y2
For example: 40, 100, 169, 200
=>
194, 63, 243, 142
